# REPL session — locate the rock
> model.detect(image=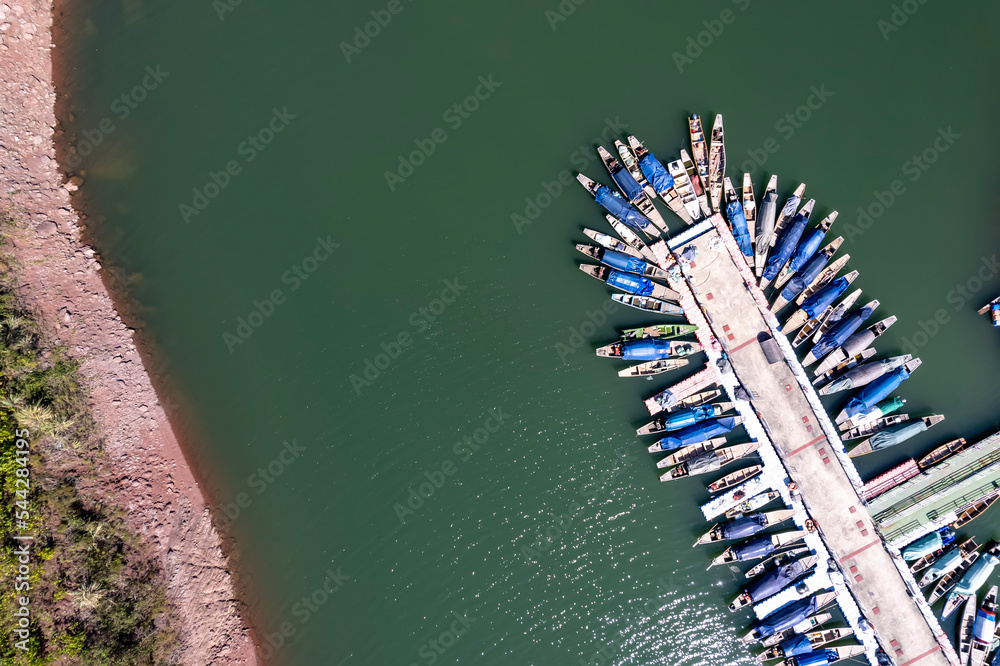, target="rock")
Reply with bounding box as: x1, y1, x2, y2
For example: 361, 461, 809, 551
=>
58, 307, 70, 324
34, 219, 55, 236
